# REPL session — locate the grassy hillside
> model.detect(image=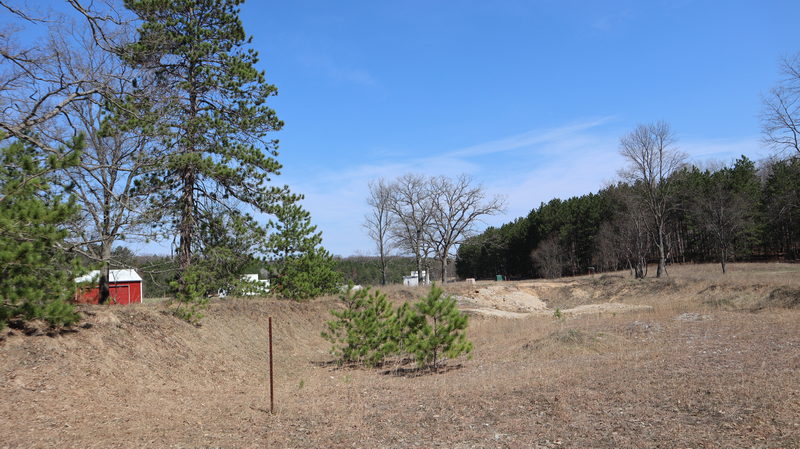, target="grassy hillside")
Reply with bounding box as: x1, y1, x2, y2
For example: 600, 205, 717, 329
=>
1, 263, 799, 448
